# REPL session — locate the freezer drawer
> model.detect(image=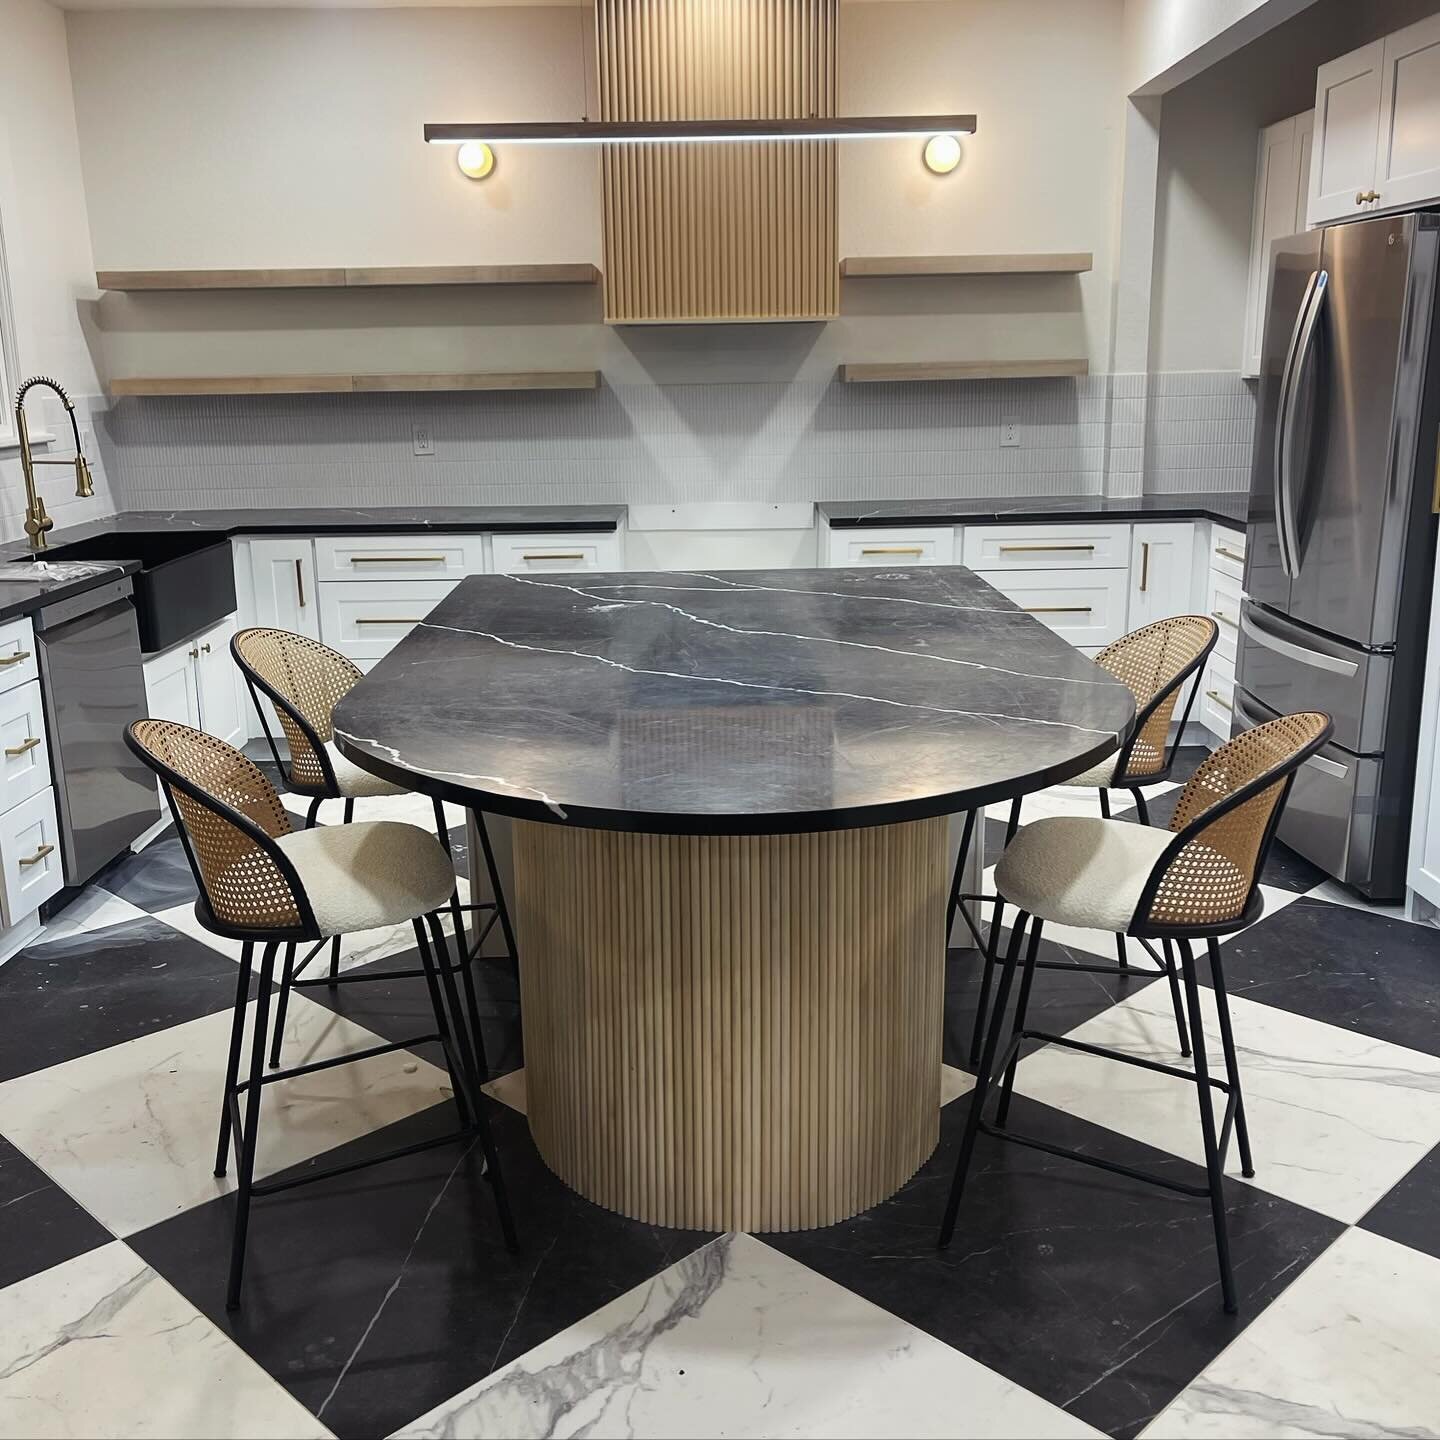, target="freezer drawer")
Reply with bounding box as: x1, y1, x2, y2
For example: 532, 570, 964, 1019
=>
1235, 600, 1391, 753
